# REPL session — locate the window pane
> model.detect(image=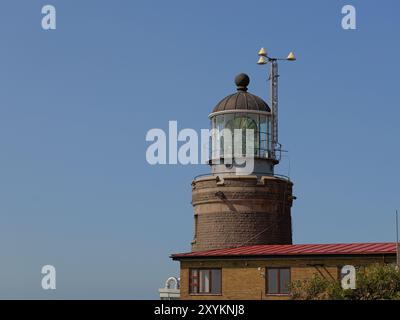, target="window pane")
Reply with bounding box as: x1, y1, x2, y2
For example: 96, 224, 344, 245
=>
211, 269, 221, 294
199, 270, 210, 293
189, 269, 198, 294
216, 115, 225, 158
225, 114, 259, 157
279, 269, 290, 294
259, 116, 267, 157
259, 115, 267, 133
267, 269, 278, 294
